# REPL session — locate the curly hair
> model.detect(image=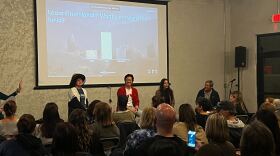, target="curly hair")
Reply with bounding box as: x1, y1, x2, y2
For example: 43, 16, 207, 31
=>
69, 109, 91, 152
